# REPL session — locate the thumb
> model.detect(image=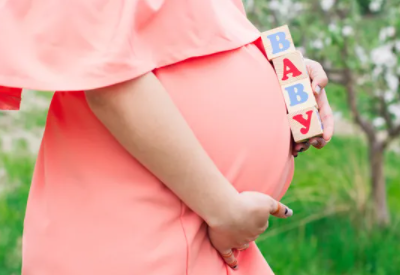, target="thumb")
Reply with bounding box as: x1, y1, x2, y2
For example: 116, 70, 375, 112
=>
269, 199, 293, 219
